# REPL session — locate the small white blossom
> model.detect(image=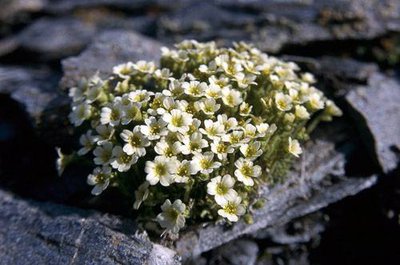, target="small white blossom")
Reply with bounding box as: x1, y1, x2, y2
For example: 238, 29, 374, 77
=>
128, 90, 153, 104
95, 125, 115, 145
207, 174, 237, 205
199, 119, 225, 140
134, 60, 155, 74
174, 160, 197, 183
182, 81, 206, 97
93, 141, 114, 165
145, 156, 178, 186
100, 104, 123, 126
180, 132, 209, 155
192, 152, 221, 174
110, 146, 138, 172
87, 166, 112, 195
234, 158, 261, 186
295, 105, 310, 120
69, 102, 92, 126
217, 114, 238, 131
256, 123, 270, 137
222, 87, 243, 107
195, 98, 221, 115
275, 92, 293, 112
154, 140, 182, 157
157, 199, 186, 234
140, 117, 168, 140
78, 130, 96, 156
217, 192, 245, 222
308, 93, 324, 110
239, 141, 263, 160
210, 139, 234, 160
113, 62, 135, 78
288, 137, 302, 157
162, 109, 193, 133
120, 127, 150, 157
